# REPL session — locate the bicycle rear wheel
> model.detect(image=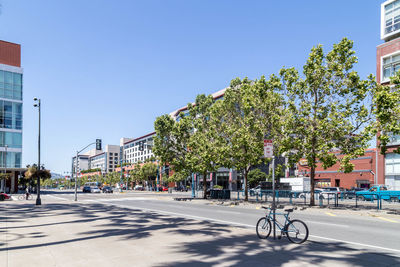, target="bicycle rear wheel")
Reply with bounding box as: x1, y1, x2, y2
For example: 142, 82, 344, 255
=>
18, 195, 24, 200
256, 217, 271, 239
286, 219, 309, 244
